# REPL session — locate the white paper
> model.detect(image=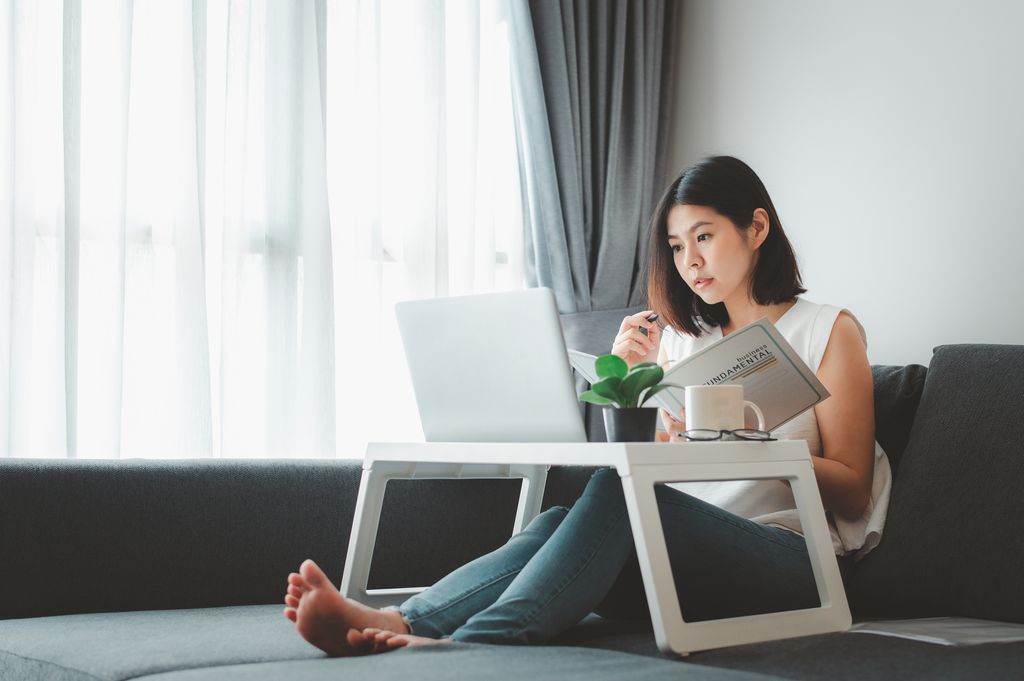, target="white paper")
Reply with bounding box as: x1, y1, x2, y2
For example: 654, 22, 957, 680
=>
849, 618, 1024, 646
567, 317, 829, 431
